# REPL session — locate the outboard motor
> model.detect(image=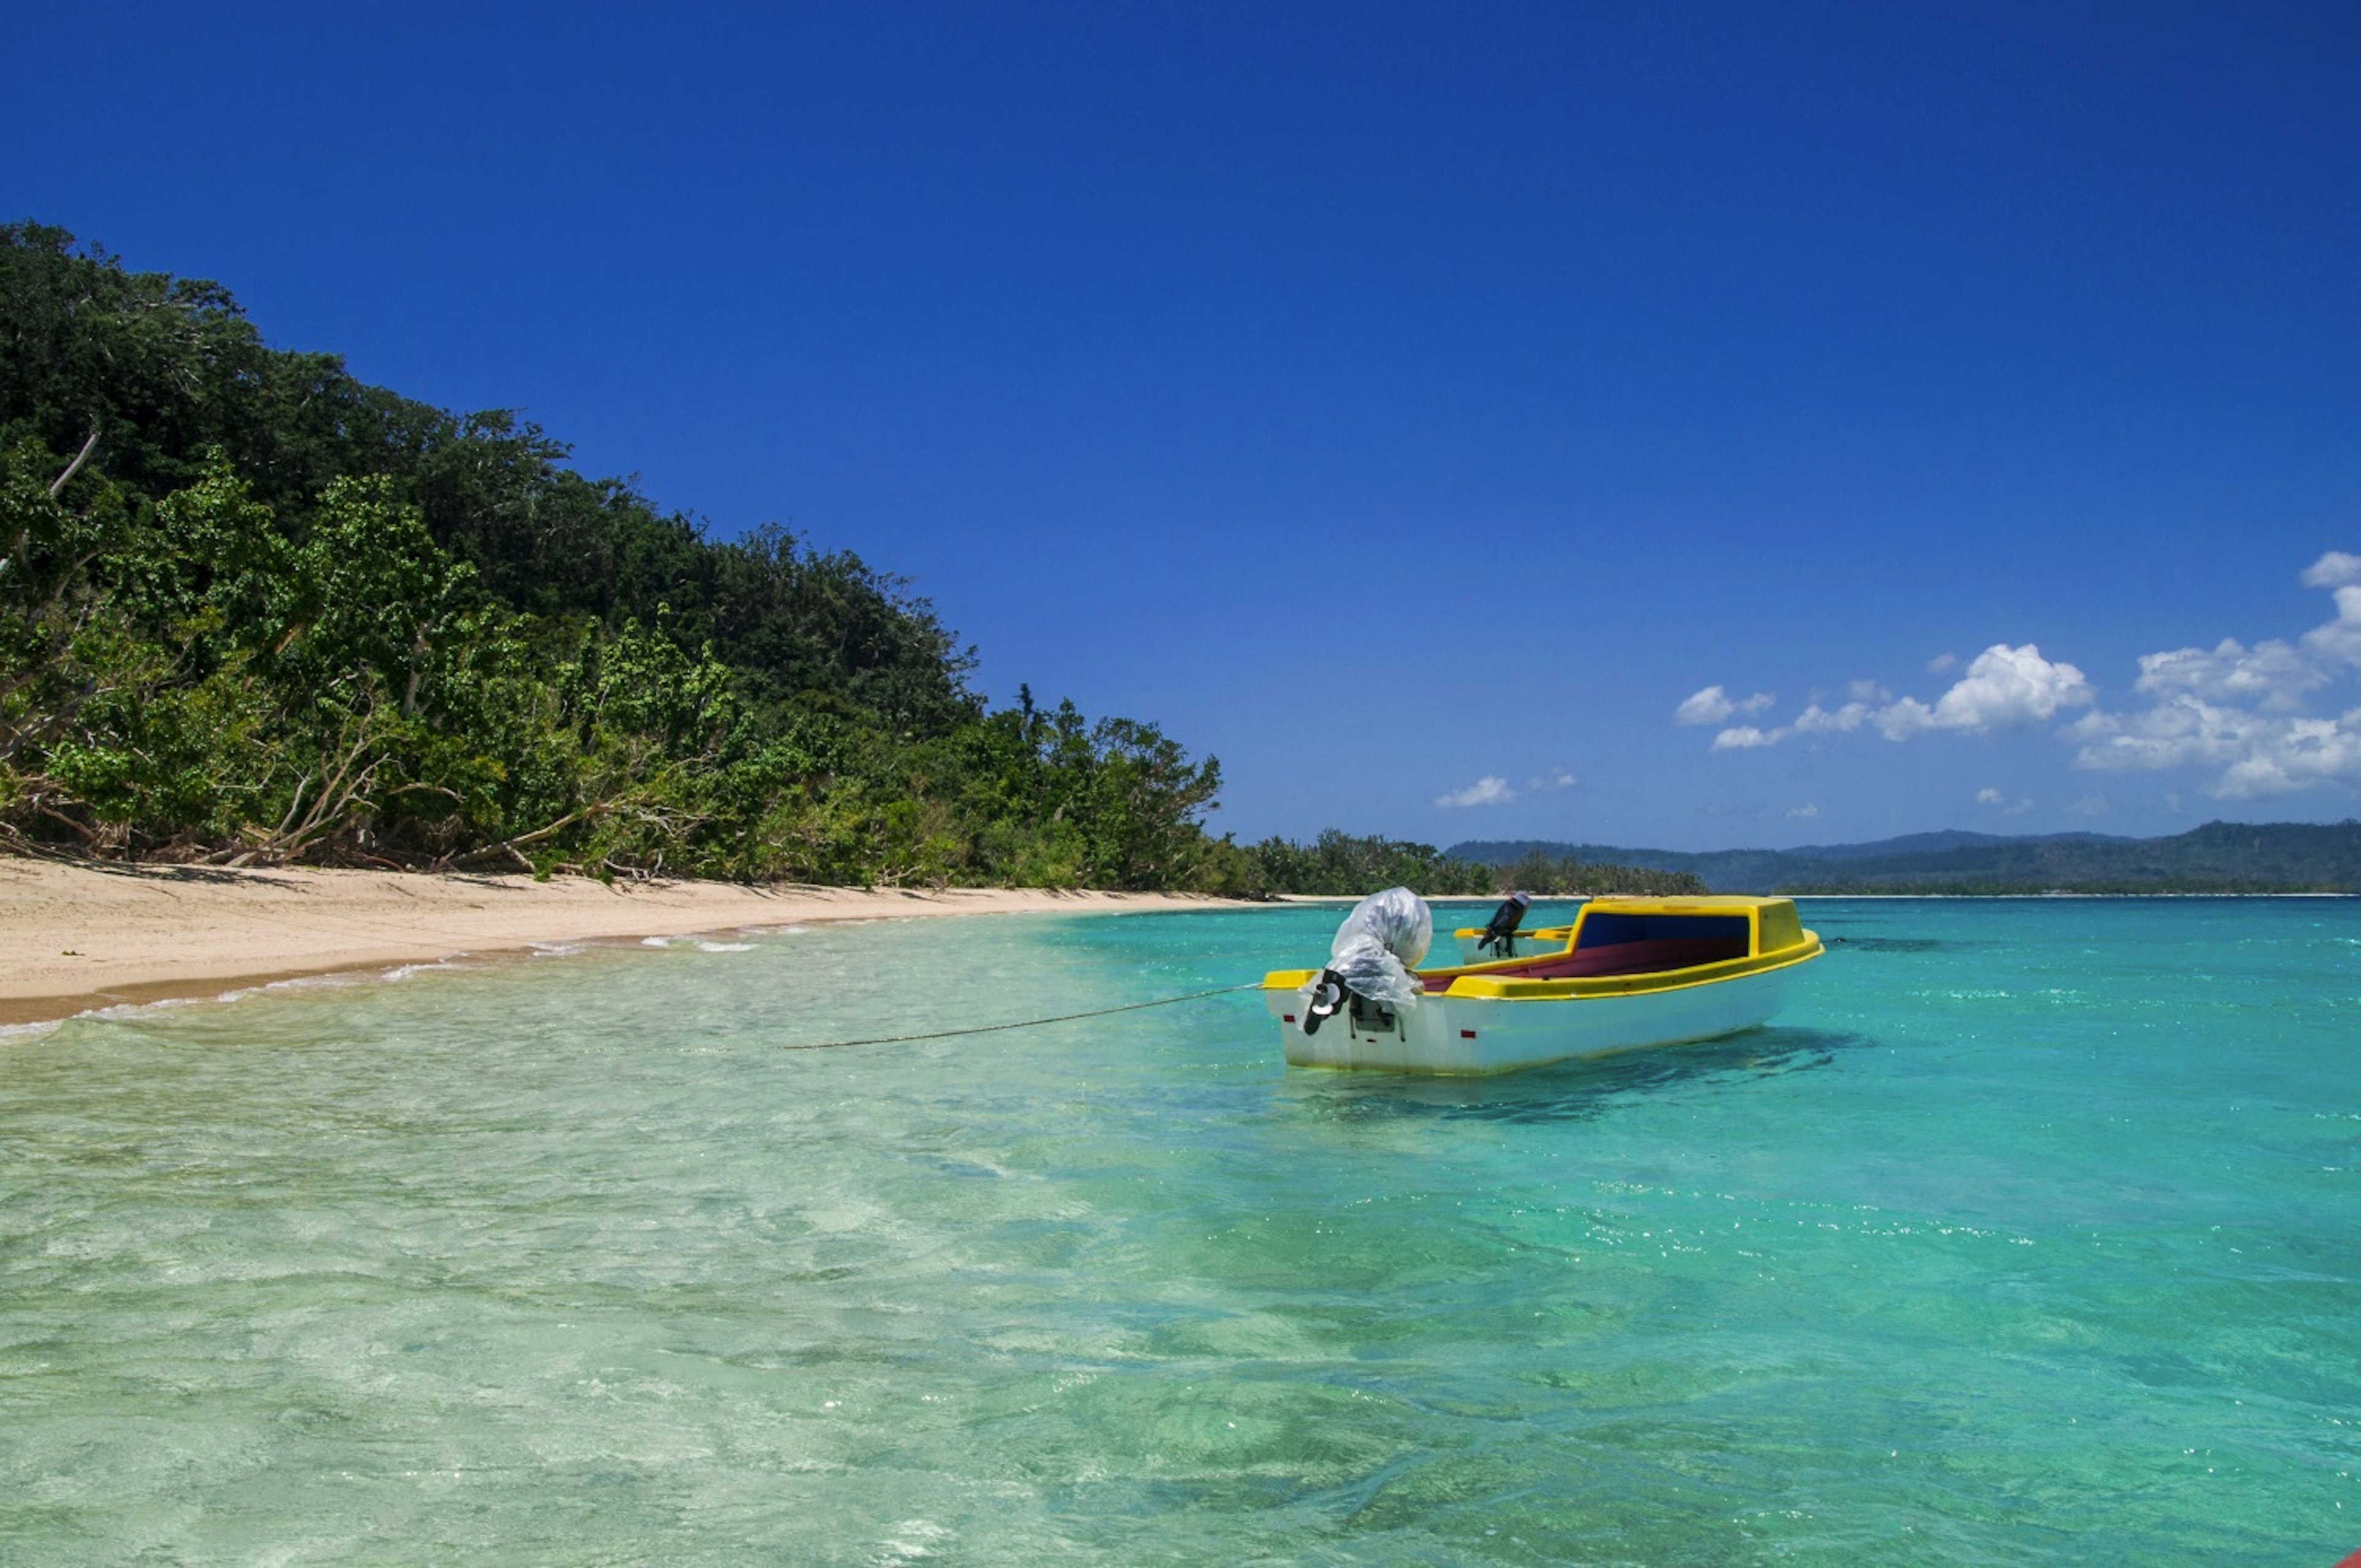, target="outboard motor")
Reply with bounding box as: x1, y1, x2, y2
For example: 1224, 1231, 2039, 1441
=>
1301, 968, 1350, 1035
1294, 887, 1433, 1034
1477, 891, 1533, 957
